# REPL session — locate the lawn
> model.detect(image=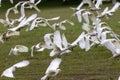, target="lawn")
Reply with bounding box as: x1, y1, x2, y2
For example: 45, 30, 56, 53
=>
0, 2, 120, 80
